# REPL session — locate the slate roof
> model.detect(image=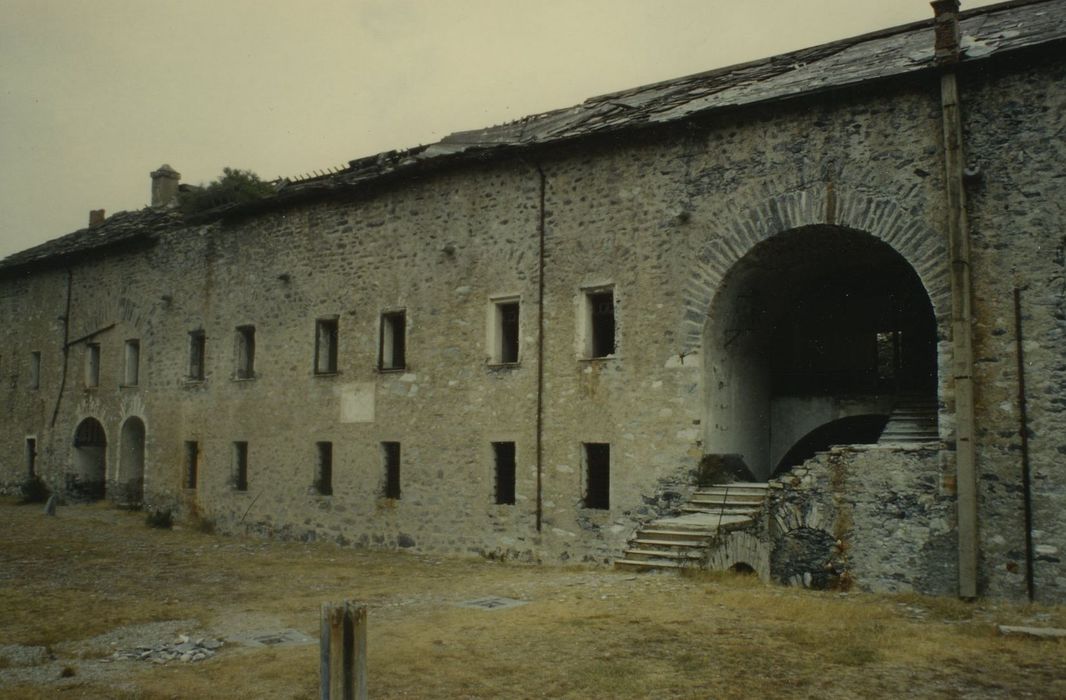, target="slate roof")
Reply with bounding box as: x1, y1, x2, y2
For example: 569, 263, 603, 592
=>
3, 0, 1064, 273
